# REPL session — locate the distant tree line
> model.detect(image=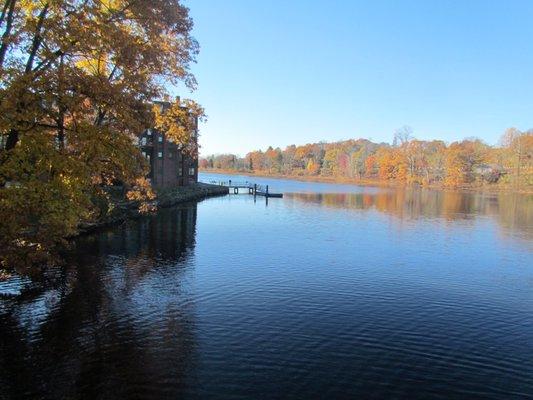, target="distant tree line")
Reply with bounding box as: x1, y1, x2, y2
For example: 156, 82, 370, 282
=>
200, 127, 532, 188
